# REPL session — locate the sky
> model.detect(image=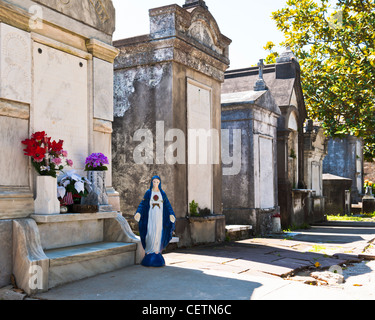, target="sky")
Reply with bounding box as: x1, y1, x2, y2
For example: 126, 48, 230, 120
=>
112, 0, 288, 70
